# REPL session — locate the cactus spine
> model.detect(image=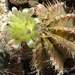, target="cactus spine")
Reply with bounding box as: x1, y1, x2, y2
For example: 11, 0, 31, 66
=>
33, 0, 75, 74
